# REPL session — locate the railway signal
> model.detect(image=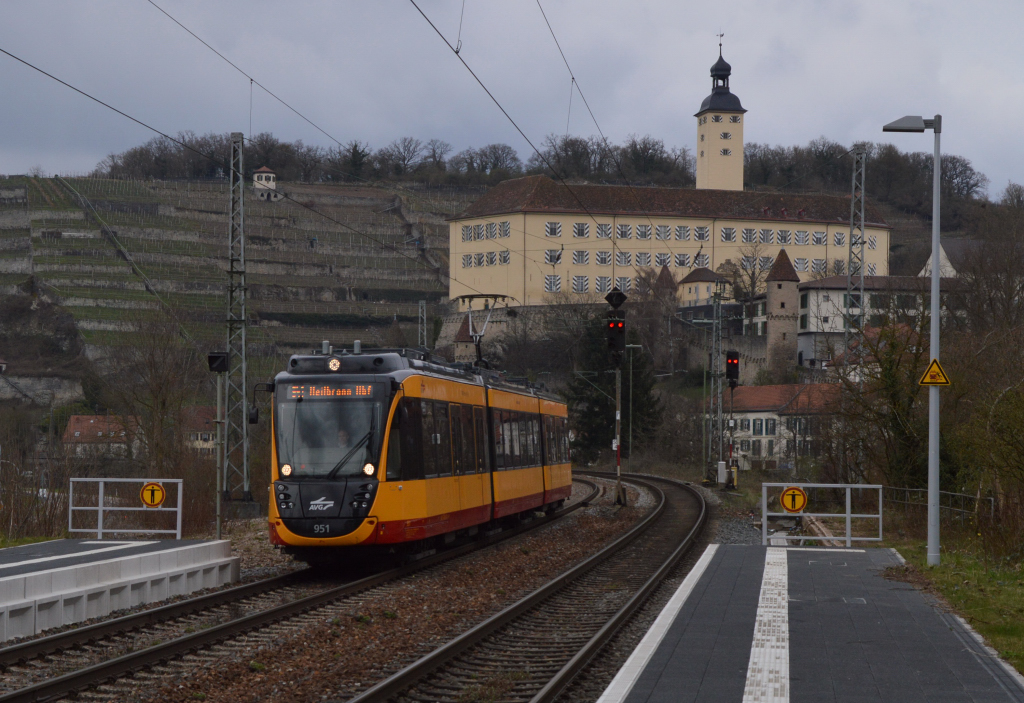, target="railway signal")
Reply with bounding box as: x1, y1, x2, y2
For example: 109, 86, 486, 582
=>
604, 287, 628, 507
606, 310, 626, 355
726, 350, 739, 388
